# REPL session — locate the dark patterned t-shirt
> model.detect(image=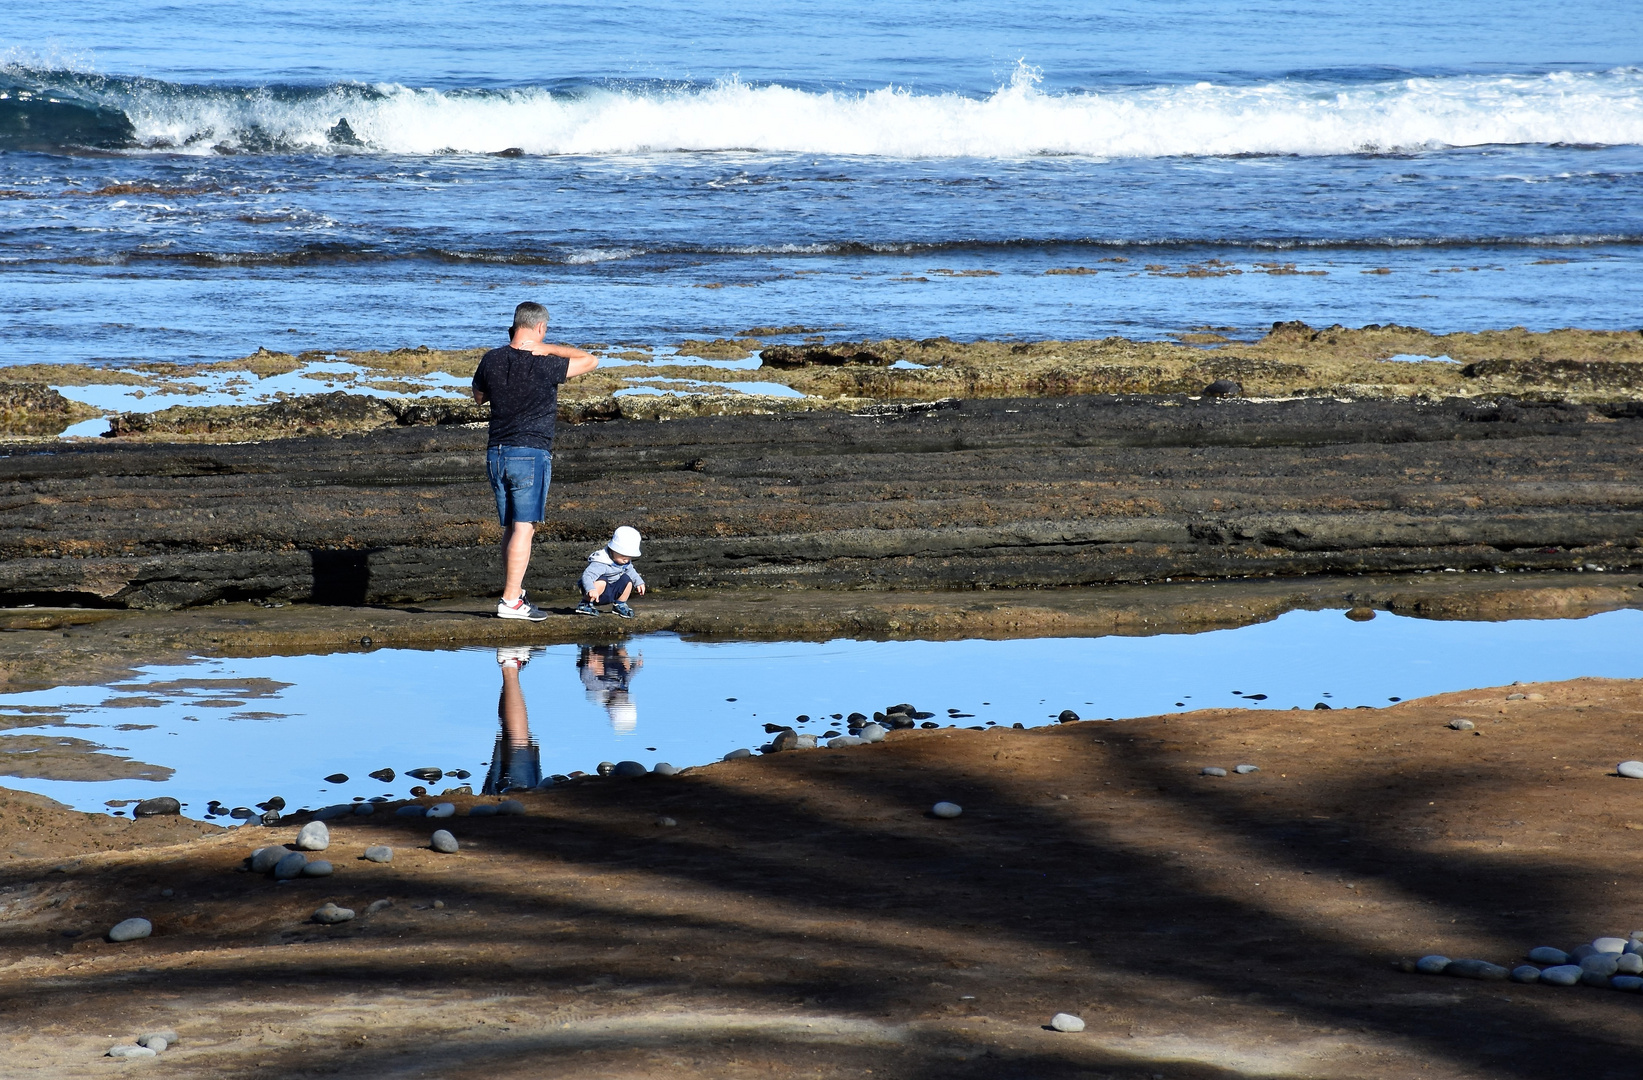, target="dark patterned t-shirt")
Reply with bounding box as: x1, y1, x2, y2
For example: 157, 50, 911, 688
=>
472, 346, 572, 451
